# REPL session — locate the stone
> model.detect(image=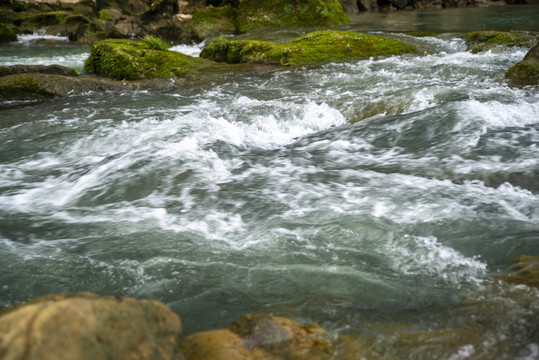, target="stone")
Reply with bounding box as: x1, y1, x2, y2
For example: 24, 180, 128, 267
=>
84, 38, 215, 80
0, 73, 174, 100
505, 41, 539, 86
200, 30, 418, 66
186, 5, 237, 42
0, 292, 183, 360
235, 0, 350, 34
180, 313, 333, 360
466, 30, 538, 53
0, 64, 79, 77
0, 22, 16, 42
